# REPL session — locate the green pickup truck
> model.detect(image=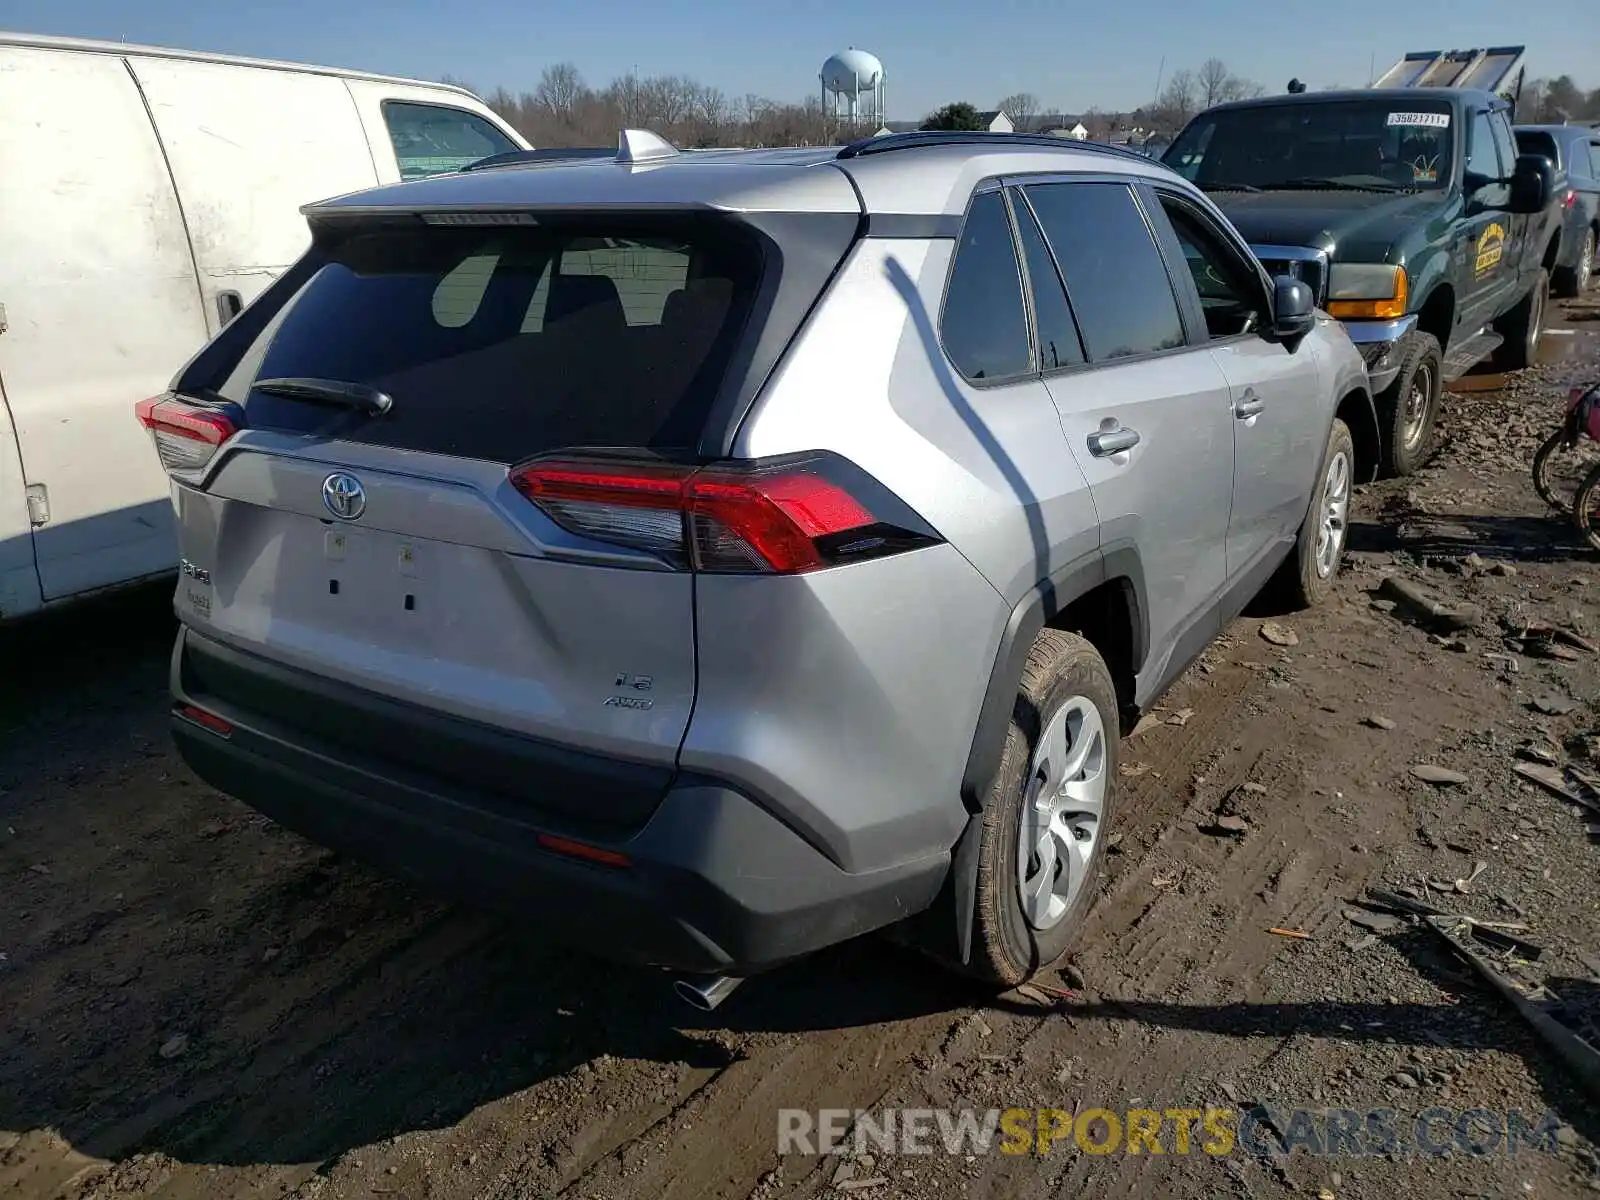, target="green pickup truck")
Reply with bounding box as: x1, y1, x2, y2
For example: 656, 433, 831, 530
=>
1162, 48, 1557, 476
